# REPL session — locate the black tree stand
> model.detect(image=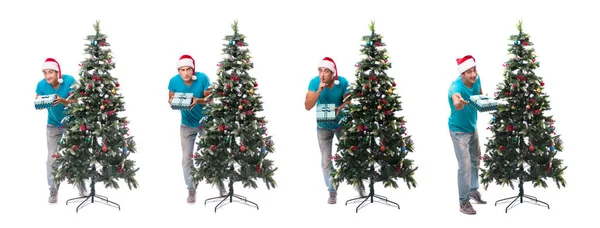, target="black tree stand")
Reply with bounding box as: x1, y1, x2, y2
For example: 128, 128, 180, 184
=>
494, 165, 550, 213
204, 165, 259, 213
65, 166, 121, 212
345, 165, 400, 213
